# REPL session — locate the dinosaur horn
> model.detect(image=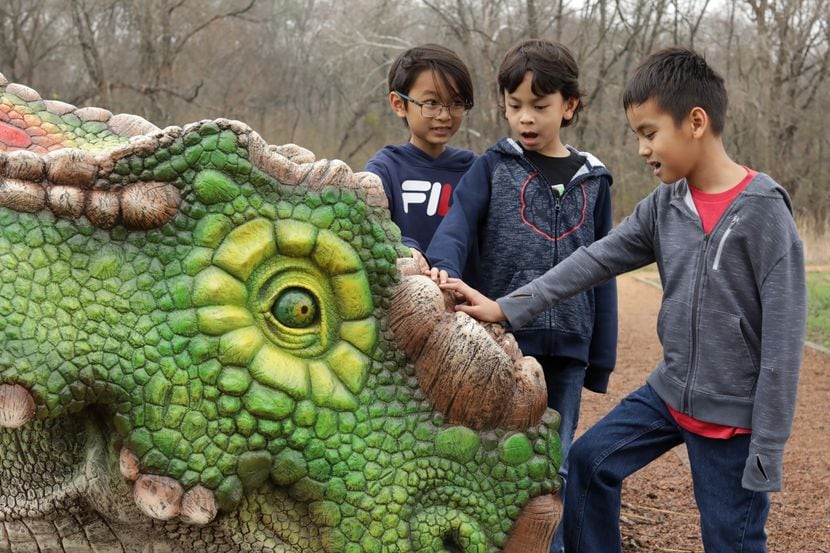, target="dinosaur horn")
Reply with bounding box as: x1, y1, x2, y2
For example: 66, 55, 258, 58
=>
389, 272, 548, 430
